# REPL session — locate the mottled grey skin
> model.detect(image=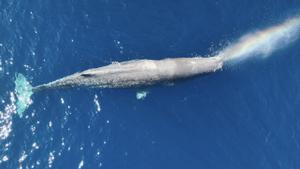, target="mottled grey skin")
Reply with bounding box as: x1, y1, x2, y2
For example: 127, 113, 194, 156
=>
32, 56, 223, 92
